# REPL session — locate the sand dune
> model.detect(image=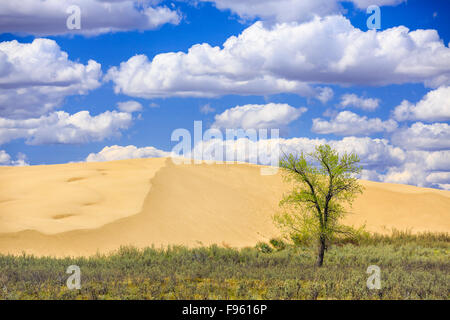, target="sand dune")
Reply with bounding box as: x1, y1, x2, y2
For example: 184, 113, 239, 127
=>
0, 158, 449, 257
